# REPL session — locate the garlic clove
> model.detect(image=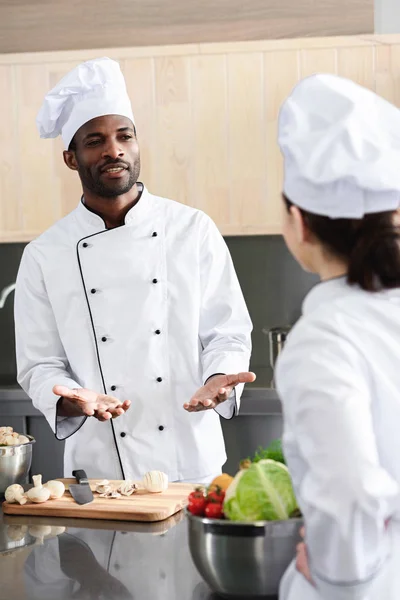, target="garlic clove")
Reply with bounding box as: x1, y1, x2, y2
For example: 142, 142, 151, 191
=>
43, 480, 65, 499
142, 471, 168, 493
99, 490, 121, 499
95, 479, 112, 494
